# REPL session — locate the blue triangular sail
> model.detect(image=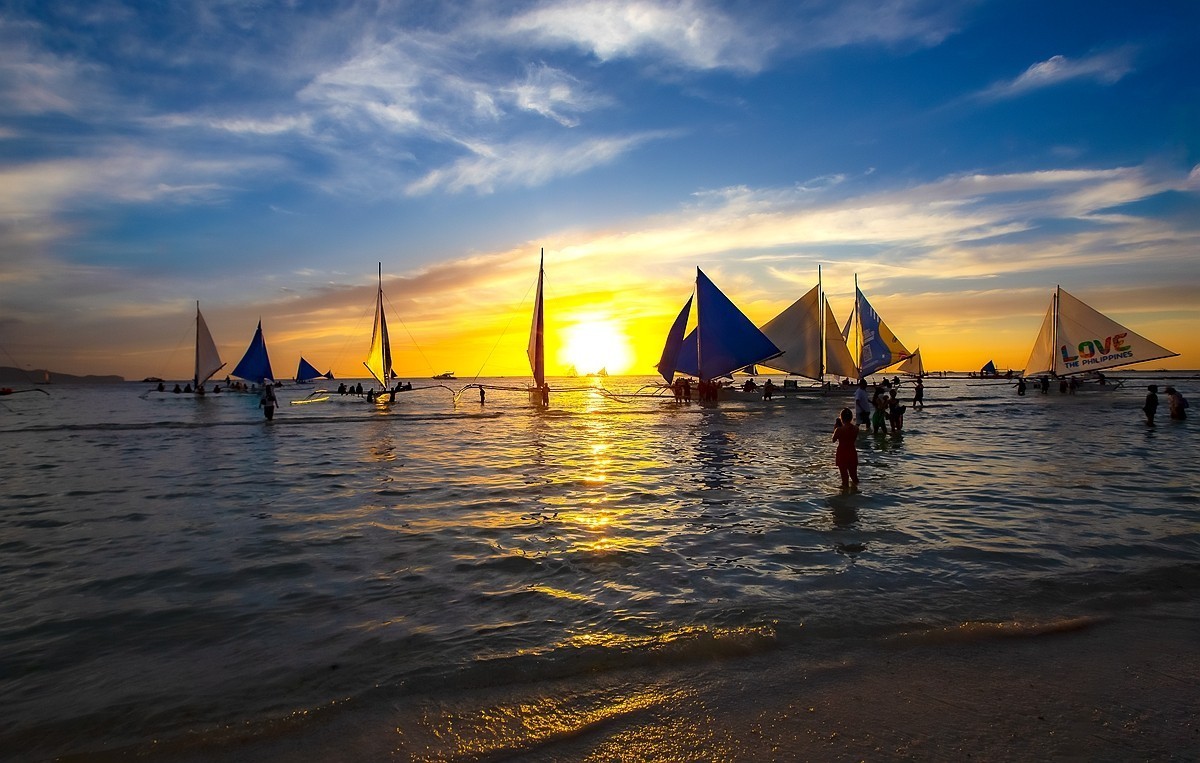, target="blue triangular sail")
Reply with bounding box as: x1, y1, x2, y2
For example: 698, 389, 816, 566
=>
656, 295, 693, 383
232, 321, 274, 385
661, 270, 782, 382
856, 287, 909, 376
981, 360, 997, 375
695, 269, 781, 380
296, 356, 323, 382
